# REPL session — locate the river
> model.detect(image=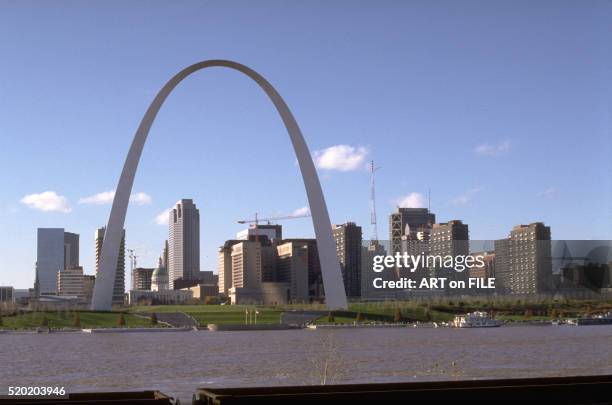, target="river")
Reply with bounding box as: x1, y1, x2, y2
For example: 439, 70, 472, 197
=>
2, 325, 612, 402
